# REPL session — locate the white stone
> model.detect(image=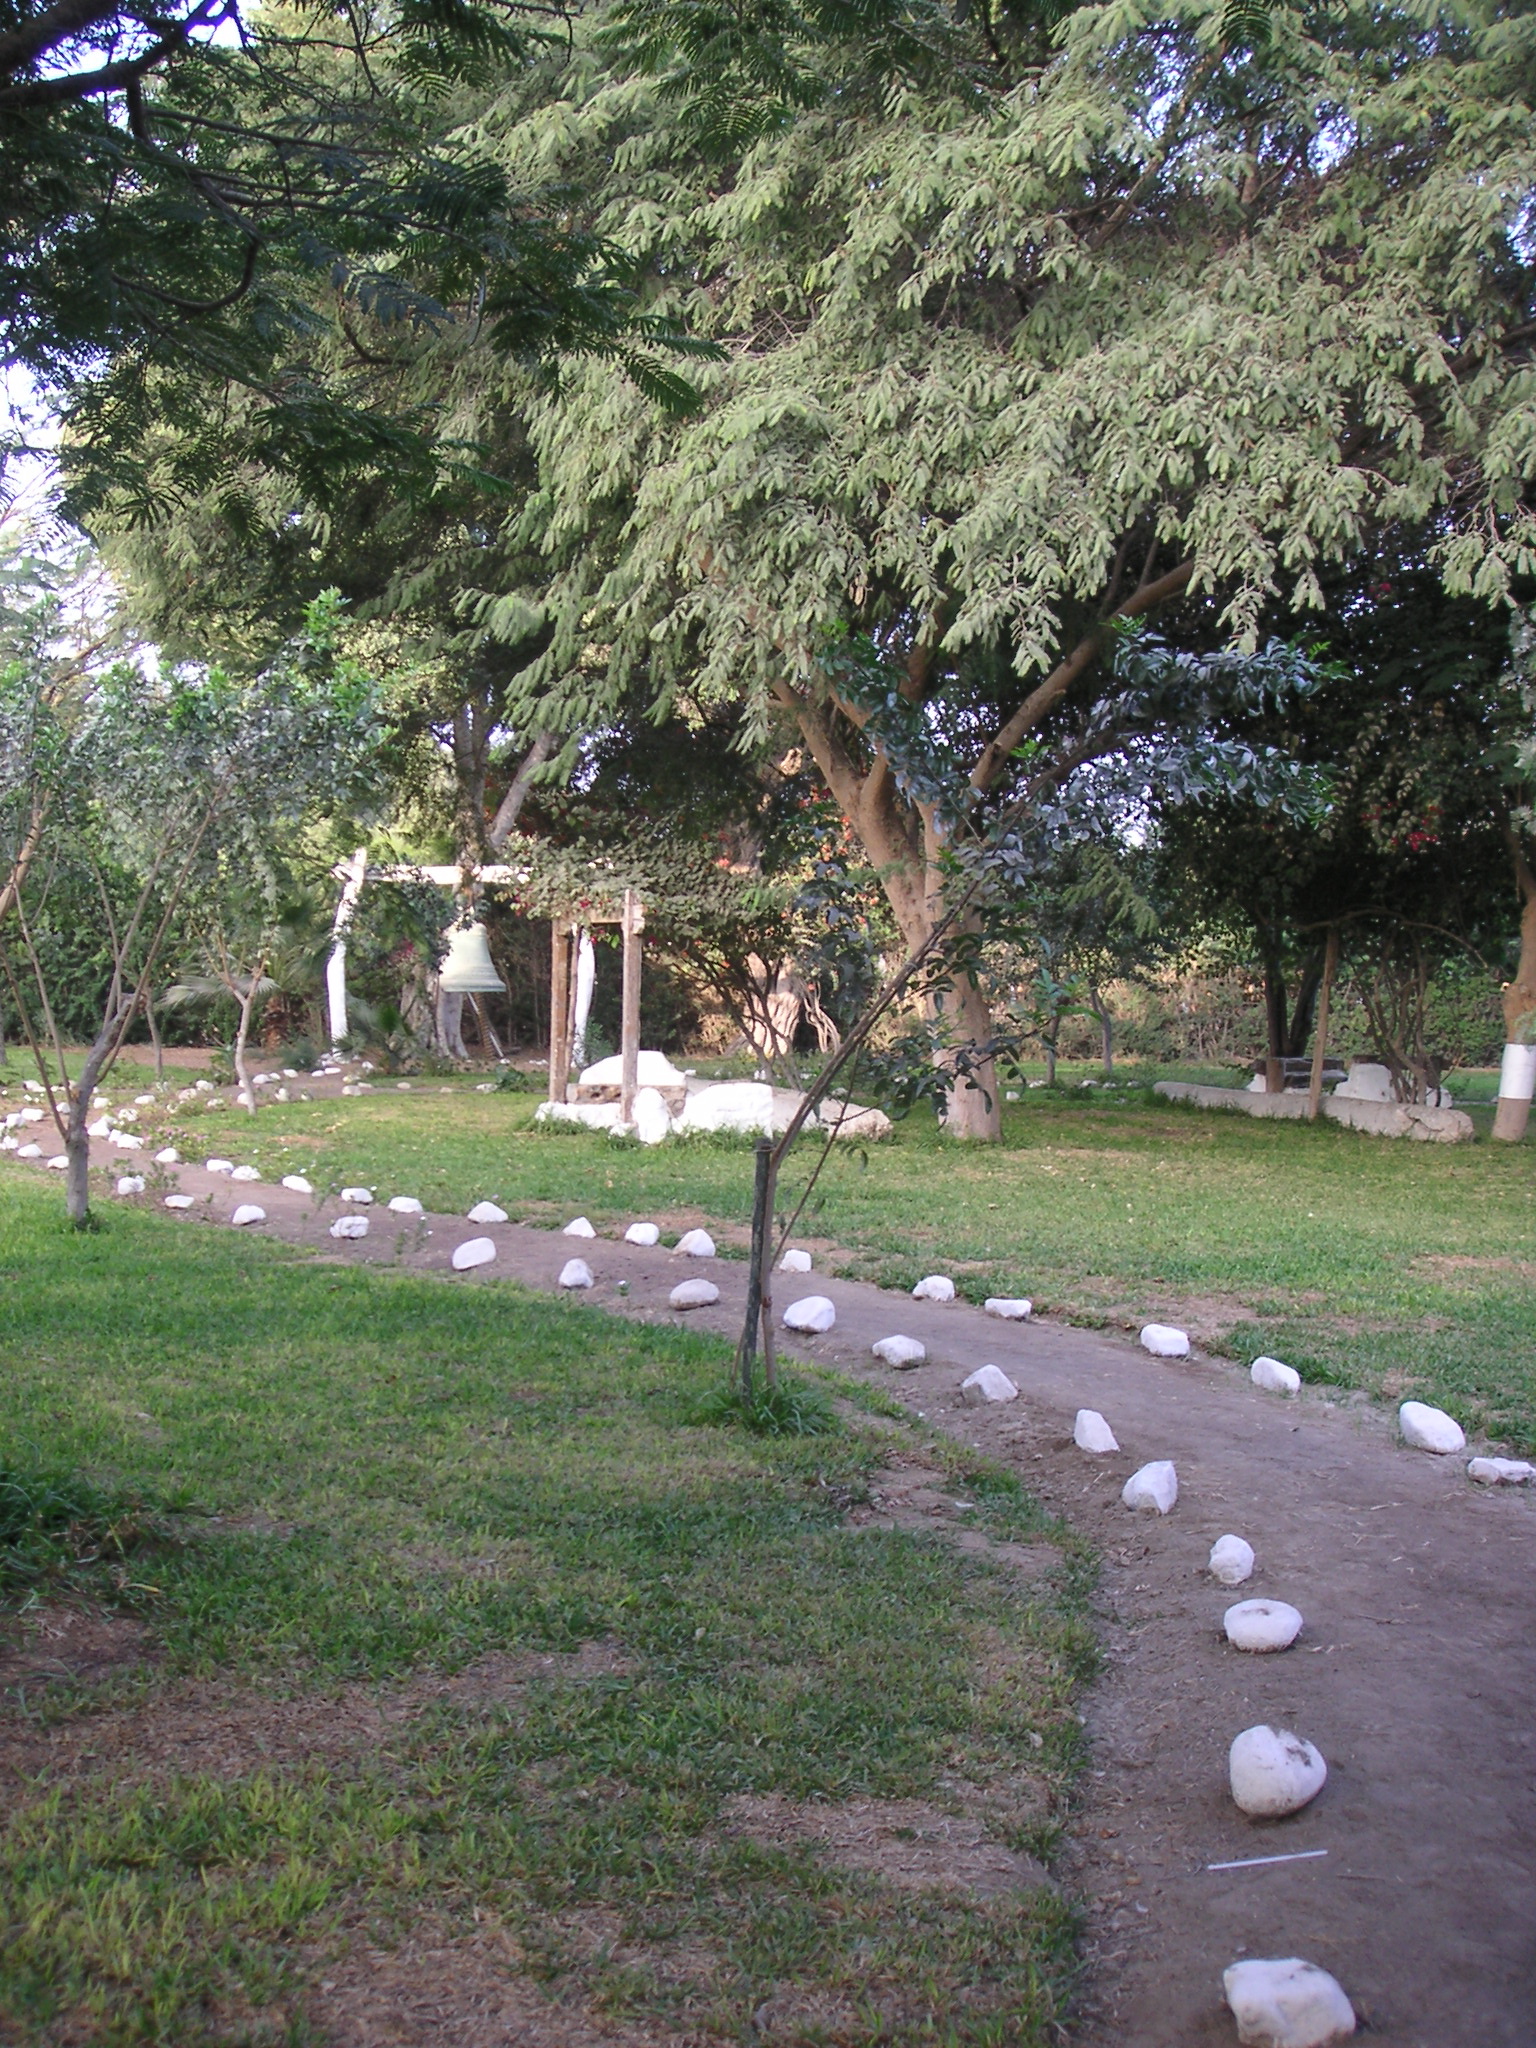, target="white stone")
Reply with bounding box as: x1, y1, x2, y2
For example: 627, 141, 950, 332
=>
872, 1334, 926, 1368
115, 1174, 145, 1195
580, 1049, 686, 1089
670, 1278, 720, 1309
632, 1087, 673, 1145
558, 1257, 593, 1288
230, 1204, 266, 1227
1251, 1354, 1301, 1395
1140, 1323, 1190, 1357
283, 1069, 297, 1079
87, 1117, 113, 1138
1121, 1460, 1178, 1514
0, 1135, 16, 1150
163, 1194, 194, 1210
46, 1154, 67, 1169
780, 1247, 813, 1273
452, 1236, 496, 1271
624, 1221, 661, 1246
815, 1099, 894, 1142
984, 1296, 1033, 1320
563, 1216, 597, 1237
1209, 1534, 1256, 1586
1399, 1400, 1465, 1453
231, 1165, 261, 1182
342, 1084, 360, 1096
1467, 1456, 1536, 1485
912, 1274, 955, 1302
676, 1080, 774, 1136
205, 1158, 234, 1175
274, 1088, 290, 1102
340, 1186, 373, 1205
281, 1175, 314, 1195
1229, 1725, 1327, 1818
155, 1146, 180, 1165
1334, 1059, 1394, 1103
961, 1364, 1019, 1405
1073, 1409, 1119, 1453
134, 1092, 154, 1105
466, 1201, 507, 1224
18, 1106, 43, 1122
1225, 1598, 1303, 1653
16, 1142, 41, 1158
675, 1228, 716, 1258
1222, 1958, 1355, 2047
329, 1215, 369, 1240
388, 1196, 424, 1215
111, 1132, 143, 1150
783, 1295, 836, 1334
